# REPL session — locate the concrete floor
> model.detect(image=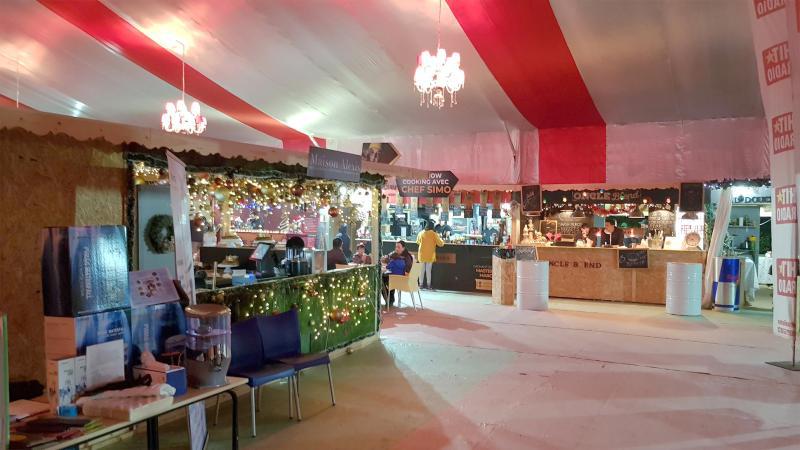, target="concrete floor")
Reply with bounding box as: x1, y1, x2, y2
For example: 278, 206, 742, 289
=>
122, 290, 800, 449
